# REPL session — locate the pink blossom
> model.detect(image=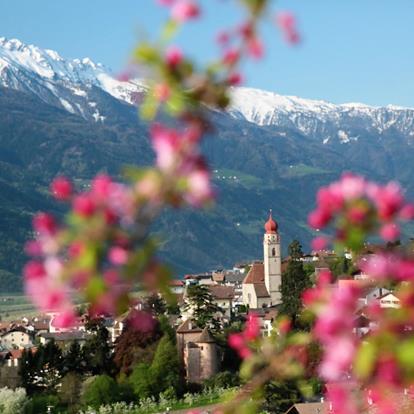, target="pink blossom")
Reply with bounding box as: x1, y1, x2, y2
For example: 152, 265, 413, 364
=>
340, 174, 366, 200
276, 12, 301, 45
216, 30, 230, 45
185, 169, 214, 206
154, 83, 171, 101
399, 203, 414, 220
50, 176, 72, 201
25, 240, 43, 256
91, 174, 113, 200
156, 0, 174, 5
247, 37, 264, 59
104, 269, 121, 285
376, 356, 400, 387
73, 194, 96, 217
308, 208, 331, 229
166, 46, 183, 67
151, 124, 179, 171
108, 247, 129, 265
317, 269, 332, 287
319, 337, 355, 381
33, 212, 57, 235
24, 261, 46, 280
222, 48, 240, 66
359, 254, 394, 280
379, 222, 400, 242
128, 310, 156, 332
317, 186, 344, 213
347, 205, 367, 224
171, 0, 200, 22
228, 332, 244, 349
371, 182, 403, 220
326, 382, 359, 414
51, 308, 77, 328
227, 72, 243, 86
278, 317, 292, 335
311, 236, 328, 251
396, 259, 414, 281
244, 314, 260, 340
